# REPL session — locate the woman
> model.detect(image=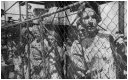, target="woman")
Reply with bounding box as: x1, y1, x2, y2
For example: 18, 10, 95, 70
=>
67, 2, 116, 79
